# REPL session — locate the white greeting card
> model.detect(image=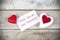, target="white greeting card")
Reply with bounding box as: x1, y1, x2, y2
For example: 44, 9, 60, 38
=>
17, 11, 39, 31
